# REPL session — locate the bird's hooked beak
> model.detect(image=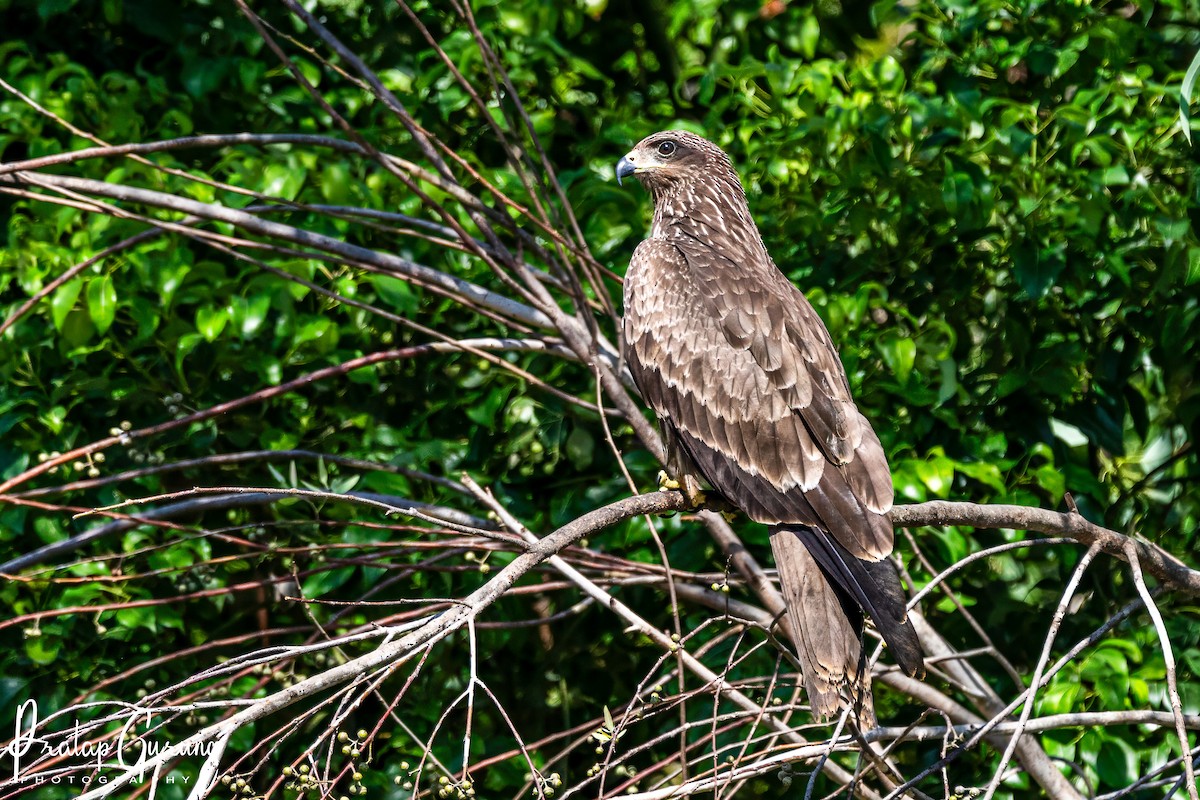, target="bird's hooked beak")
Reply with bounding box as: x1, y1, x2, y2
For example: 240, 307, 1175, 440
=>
615, 155, 637, 186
